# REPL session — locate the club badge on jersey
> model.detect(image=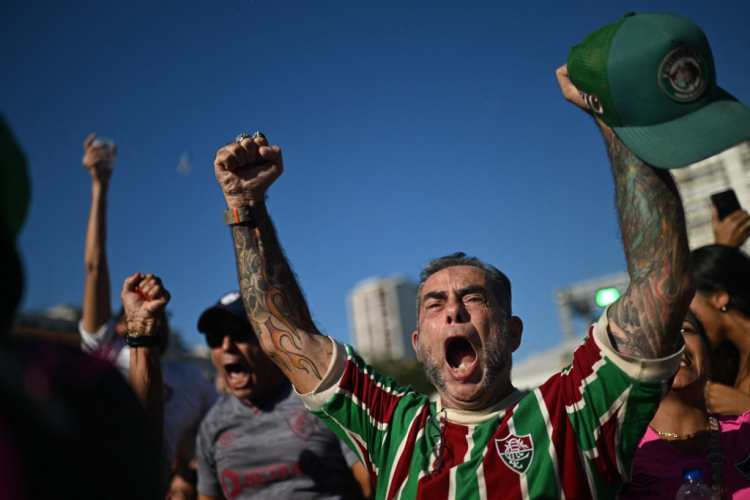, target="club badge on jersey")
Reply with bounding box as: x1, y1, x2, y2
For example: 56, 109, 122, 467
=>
496, 433, 534, 475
